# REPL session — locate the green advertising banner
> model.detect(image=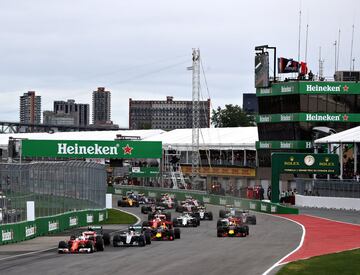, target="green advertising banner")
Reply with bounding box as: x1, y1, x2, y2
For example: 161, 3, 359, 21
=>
256, 140, 313, 150
128, 167, 160, 178
256, 81, 360, 96
22, 140, 162, 159
257, 113, 360, 123
271, 153, 339, 203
